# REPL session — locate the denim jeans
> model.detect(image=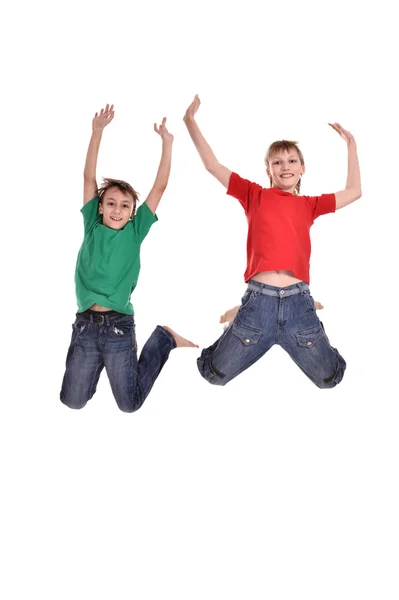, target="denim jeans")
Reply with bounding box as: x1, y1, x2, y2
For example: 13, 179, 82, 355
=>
60, 310, 176, 412
198, 280, 346, 389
